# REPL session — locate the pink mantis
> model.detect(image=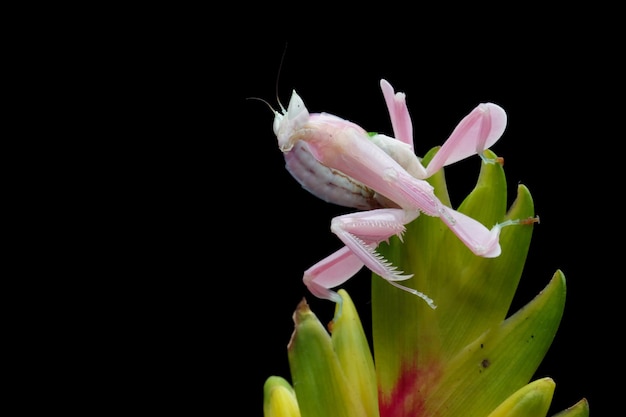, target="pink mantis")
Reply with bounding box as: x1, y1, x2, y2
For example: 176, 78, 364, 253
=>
272, 79, 533, 309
